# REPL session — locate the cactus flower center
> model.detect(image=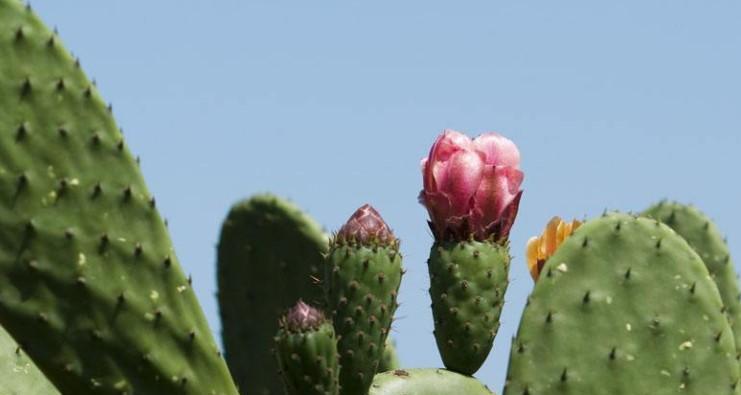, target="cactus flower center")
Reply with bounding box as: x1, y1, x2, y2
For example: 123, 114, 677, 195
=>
526, 217, 582, 280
